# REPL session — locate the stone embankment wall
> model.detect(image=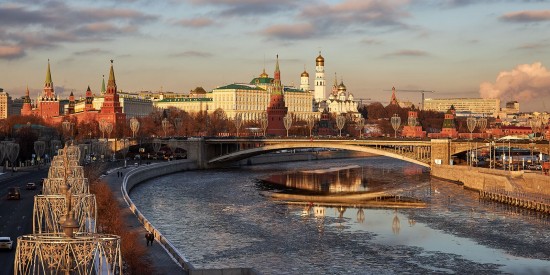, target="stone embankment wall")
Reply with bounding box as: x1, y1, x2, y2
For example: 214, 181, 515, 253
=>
122, 160, 260, 275
431, 165, 550, 195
